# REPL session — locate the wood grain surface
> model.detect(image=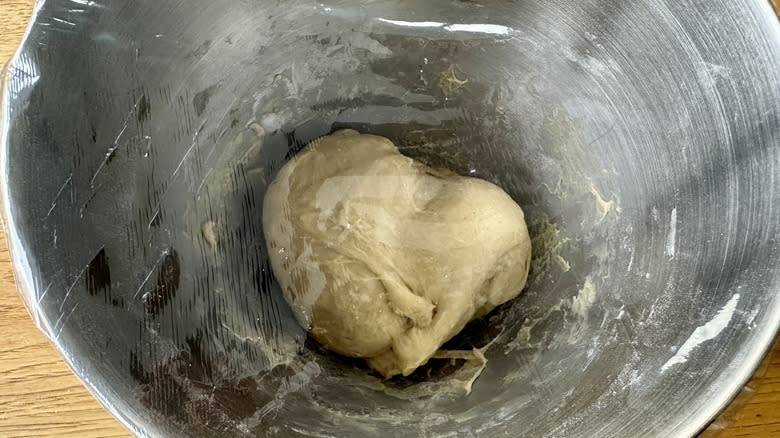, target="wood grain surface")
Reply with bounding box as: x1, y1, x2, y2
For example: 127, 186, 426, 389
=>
0, 0, 777, 436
